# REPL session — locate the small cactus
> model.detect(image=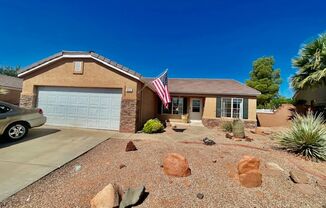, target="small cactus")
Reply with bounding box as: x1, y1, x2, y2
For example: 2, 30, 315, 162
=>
232, 119, 245, 138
